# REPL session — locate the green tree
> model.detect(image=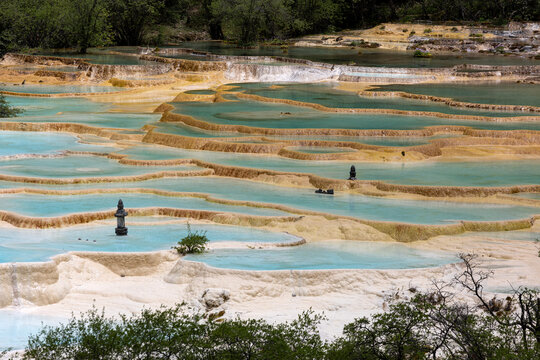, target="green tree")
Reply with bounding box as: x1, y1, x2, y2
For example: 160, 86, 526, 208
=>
0, 95, 22, 118
63, 0, 111, 53
106, 0, 164, 46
